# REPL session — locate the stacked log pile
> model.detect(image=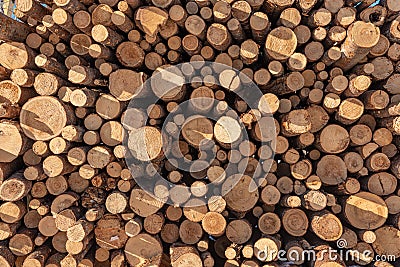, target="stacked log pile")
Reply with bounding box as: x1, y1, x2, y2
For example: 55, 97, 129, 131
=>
0, 0, 399, 266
